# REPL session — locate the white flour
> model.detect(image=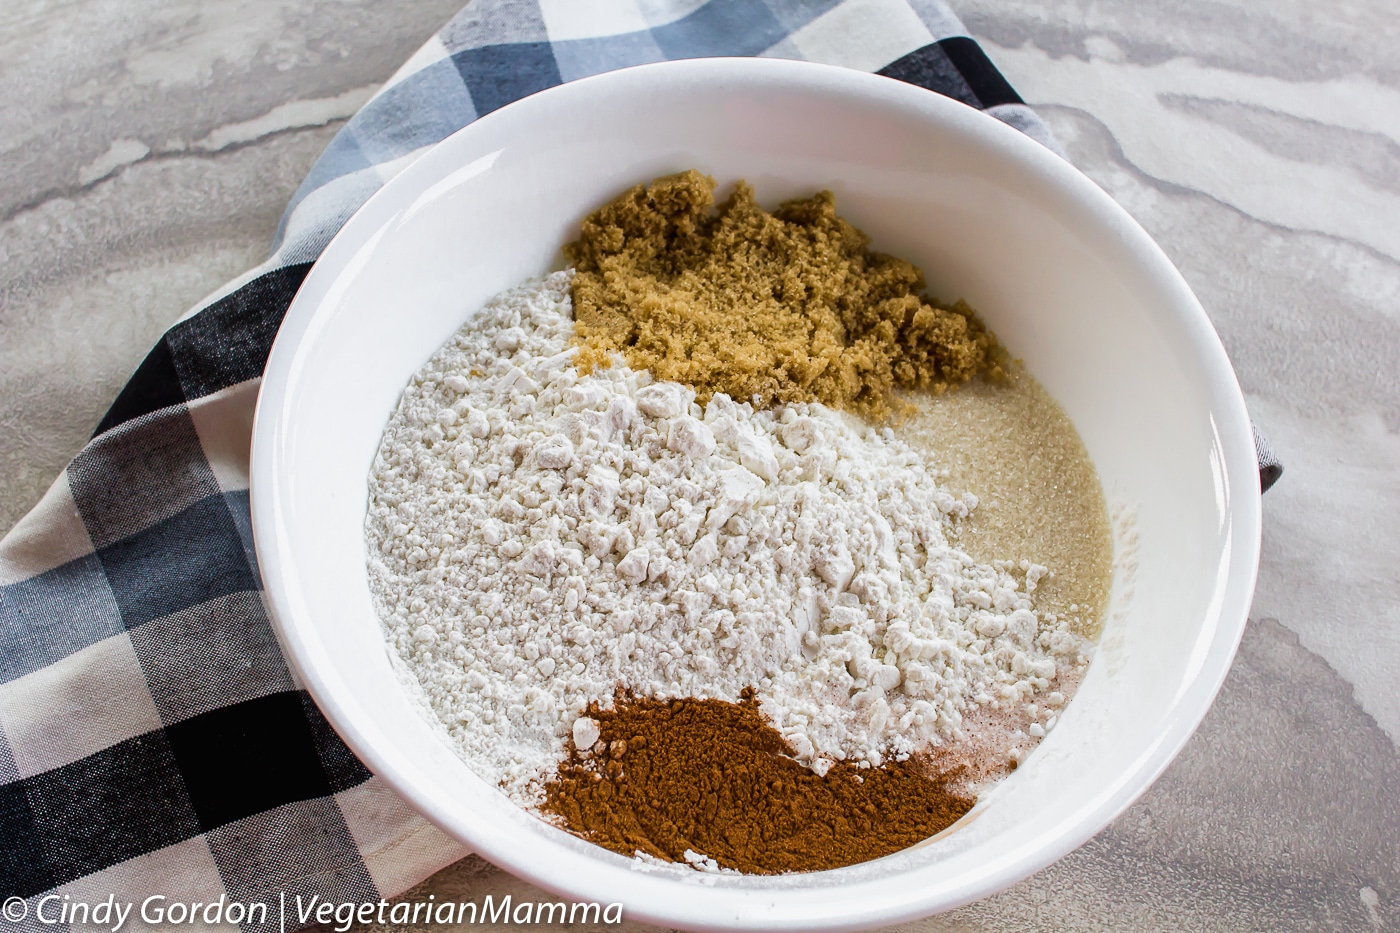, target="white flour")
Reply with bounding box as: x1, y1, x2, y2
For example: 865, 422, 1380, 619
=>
366, 272, 1088, 803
